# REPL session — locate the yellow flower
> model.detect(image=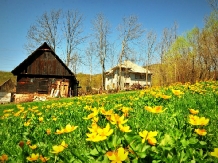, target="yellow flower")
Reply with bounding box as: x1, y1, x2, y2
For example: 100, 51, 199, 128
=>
60, 141, 68, 148
24, 121, 31, 126
83, 108, 99, 120
29, 144, 37, 150
211, 148, 218, 158
26, 153, 39, 162
52, 116, 57, 121
91, 116, 99, 123
161, 94, 171, 100
119, 107, 132, 117
194, 129, 207, 136
26, 140, 31, 145
139, 130, 158, 145
55, 128, 65, 134
46, 129, 51, 135
86, 123, 113, 142
147, 137, 157, 146
86, 132, 104, 142
39, 155, 50, 162
38, 117, 43, 122
189, 109, 199, 115
118, 124, 132, 133
64, 124, 78, 133
101, 108, 114, 116
106, 147, 128, 163
0, 154, 8, 162
110, 114, 128, 125
189, 115, 209, 126
51, 145, 65, 154
98, 123, 113, 137
172, 89, 184, 96
145, 106, 164, 113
